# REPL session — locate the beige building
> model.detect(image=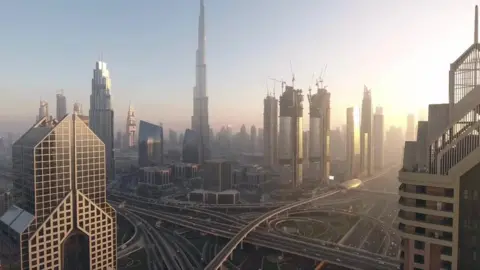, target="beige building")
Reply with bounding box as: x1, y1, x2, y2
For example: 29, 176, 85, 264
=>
398, 6, 480, 270
2, 115, 117, 269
